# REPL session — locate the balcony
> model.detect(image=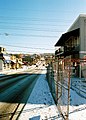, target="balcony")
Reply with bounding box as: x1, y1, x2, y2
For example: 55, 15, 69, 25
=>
64, 45, 80, 52
55, 47, 64, 57
55, 45, 80, 57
